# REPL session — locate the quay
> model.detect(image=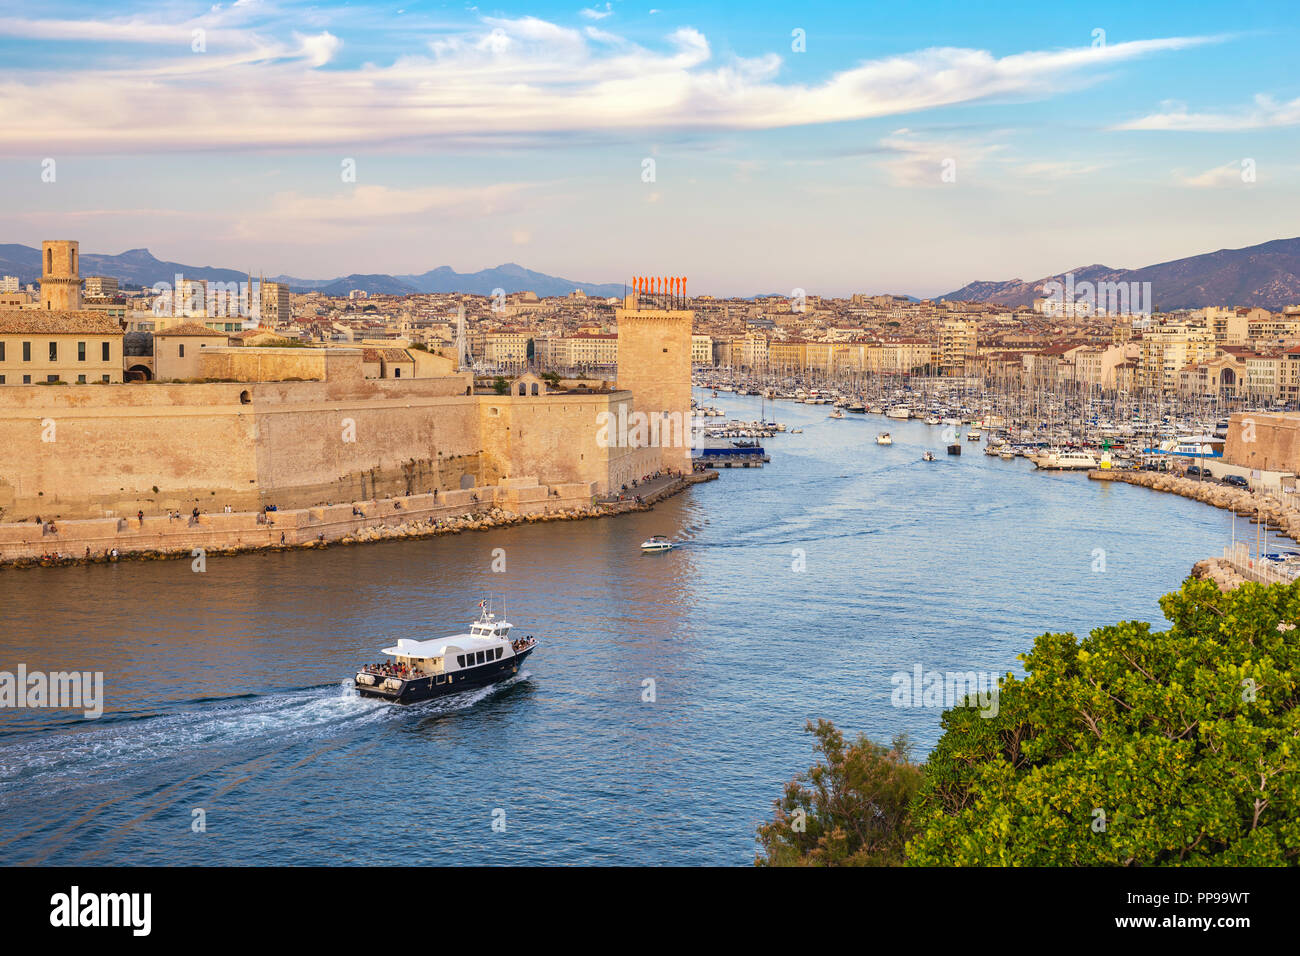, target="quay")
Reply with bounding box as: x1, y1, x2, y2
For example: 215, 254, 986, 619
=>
0, 471, 716, 570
